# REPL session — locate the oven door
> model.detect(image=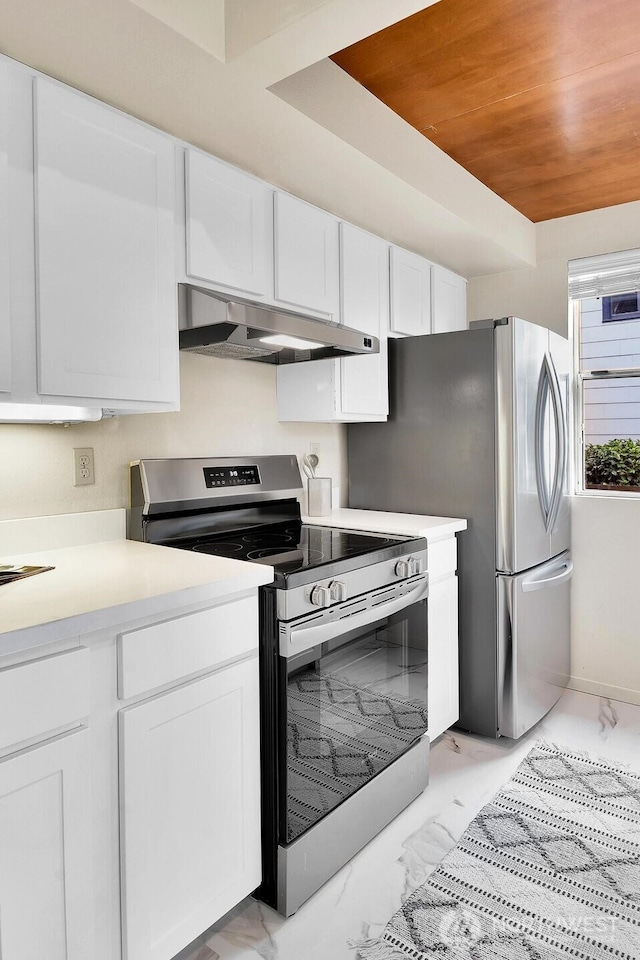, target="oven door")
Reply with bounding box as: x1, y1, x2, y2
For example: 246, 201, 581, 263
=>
279, 577, 428, 847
